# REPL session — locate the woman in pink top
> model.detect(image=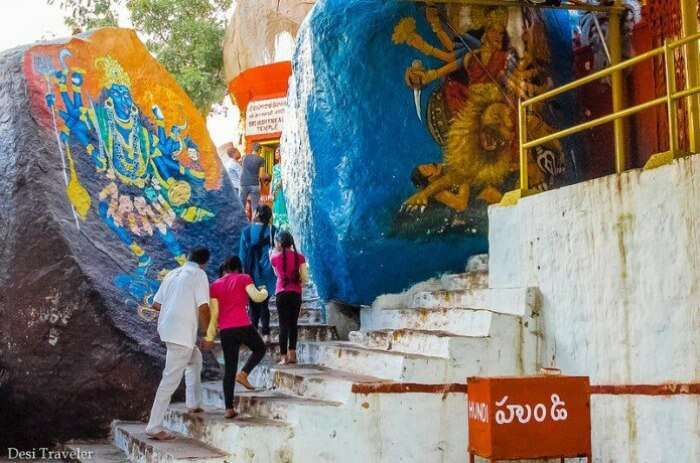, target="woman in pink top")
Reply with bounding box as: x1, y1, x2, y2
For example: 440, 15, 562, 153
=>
270, 231, 309, 364
208, 256, 268, 418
